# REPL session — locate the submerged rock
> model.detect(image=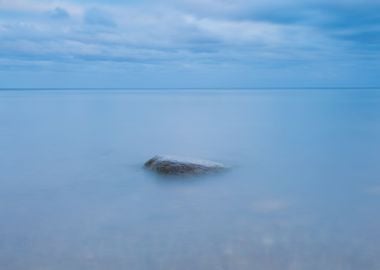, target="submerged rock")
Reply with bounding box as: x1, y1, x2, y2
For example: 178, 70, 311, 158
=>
144, 155, 225, 175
